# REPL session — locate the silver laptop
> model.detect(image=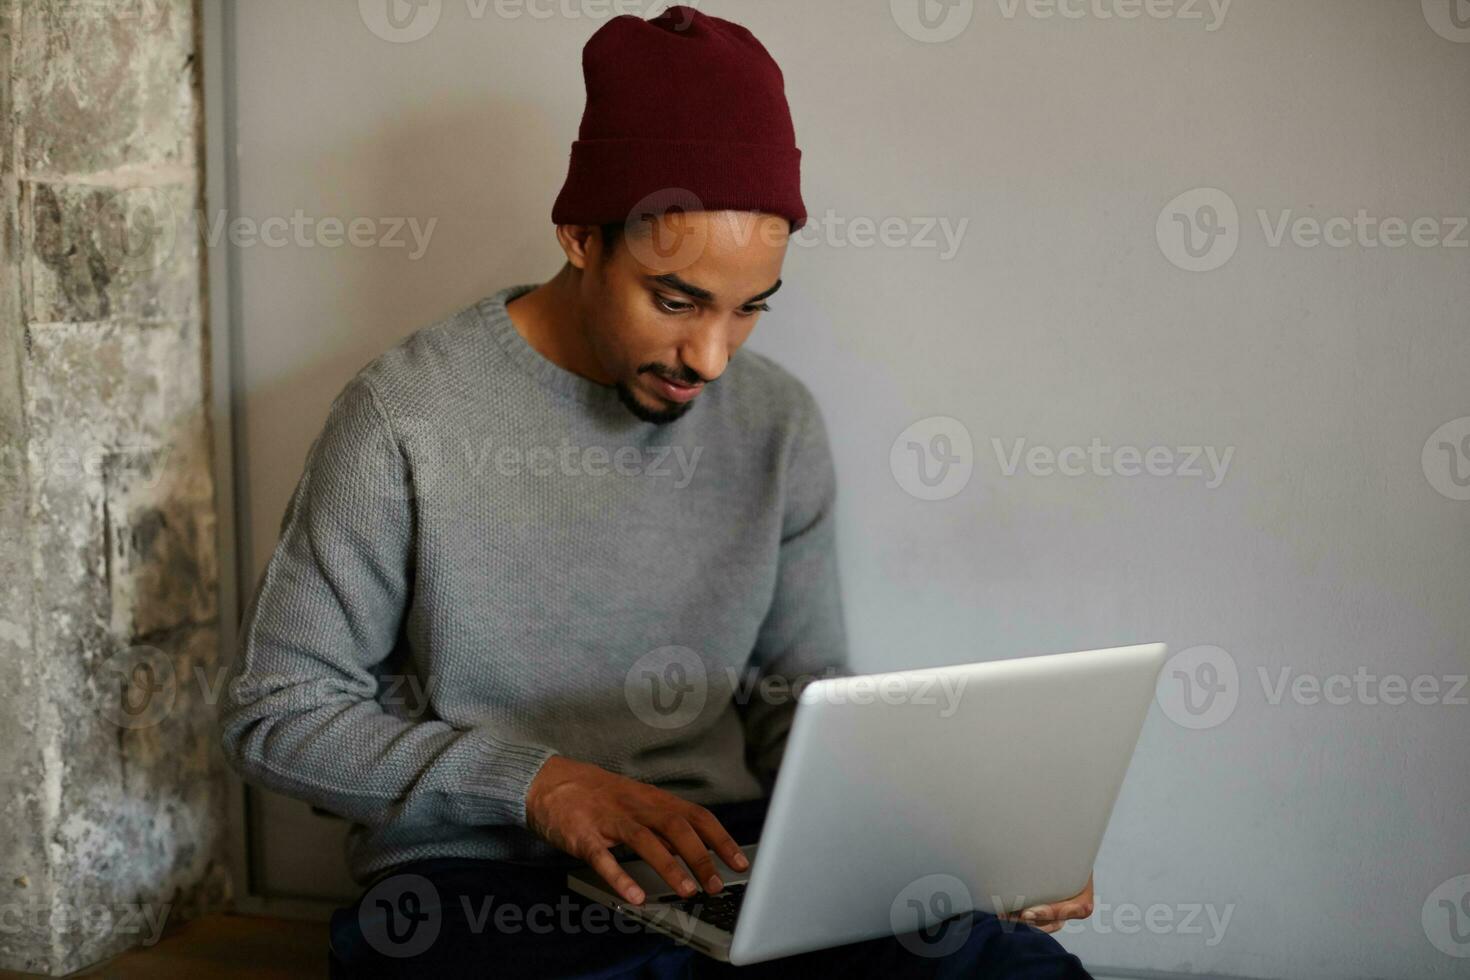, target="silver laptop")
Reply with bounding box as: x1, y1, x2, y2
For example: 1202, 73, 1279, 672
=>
568, 642, 1168, 965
